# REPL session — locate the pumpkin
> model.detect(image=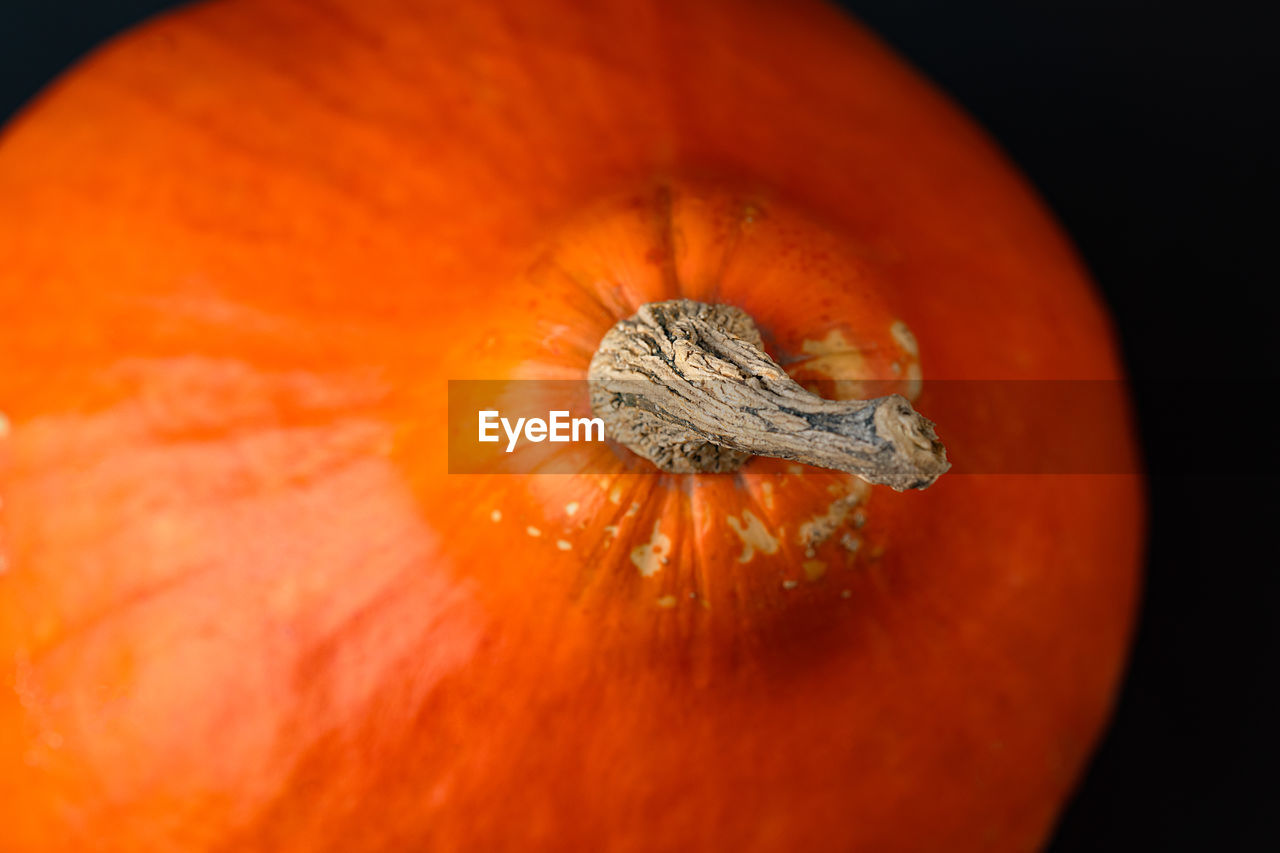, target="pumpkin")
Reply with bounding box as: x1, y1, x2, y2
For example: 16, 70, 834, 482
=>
0, 0, 1143, 850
